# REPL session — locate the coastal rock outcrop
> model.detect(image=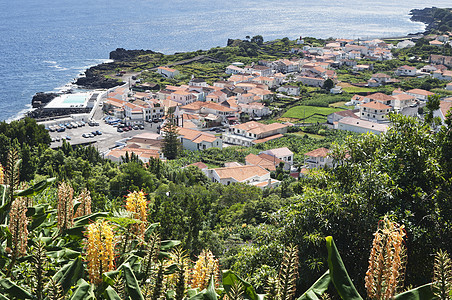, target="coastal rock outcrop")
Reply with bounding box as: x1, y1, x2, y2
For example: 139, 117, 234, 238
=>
31, 92, 59, 108
109, 48, 155, 61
